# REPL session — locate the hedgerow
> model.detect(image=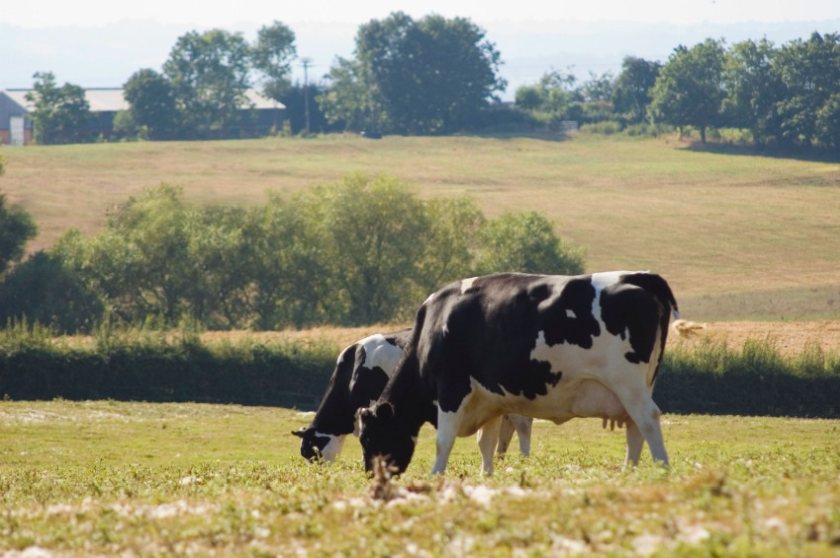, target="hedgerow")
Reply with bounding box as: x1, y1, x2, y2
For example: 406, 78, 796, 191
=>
1, 326, 837, 417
